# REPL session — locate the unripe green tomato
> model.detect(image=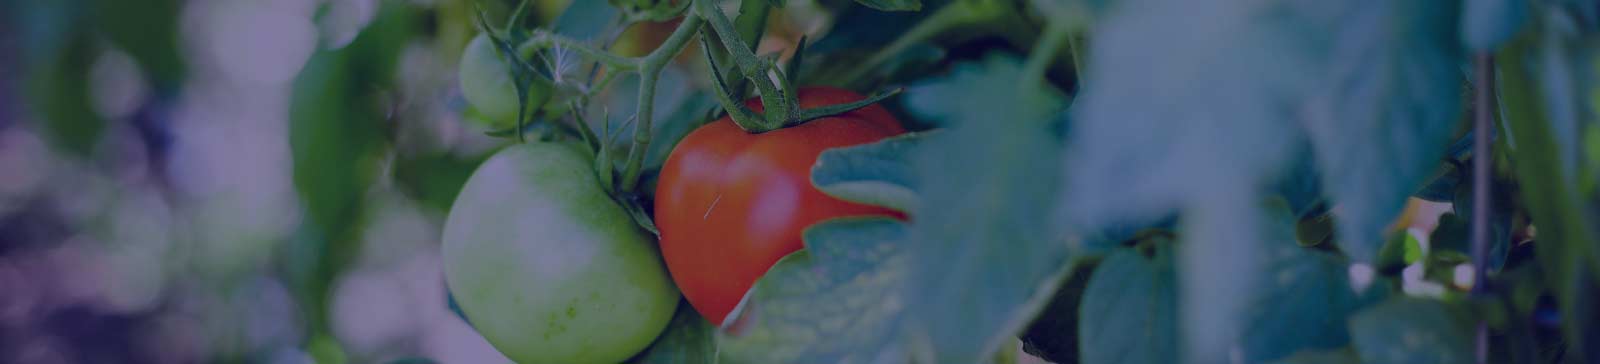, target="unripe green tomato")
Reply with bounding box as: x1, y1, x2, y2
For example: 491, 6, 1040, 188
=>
459, 33, 552, 129
442, 142, 678, 364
